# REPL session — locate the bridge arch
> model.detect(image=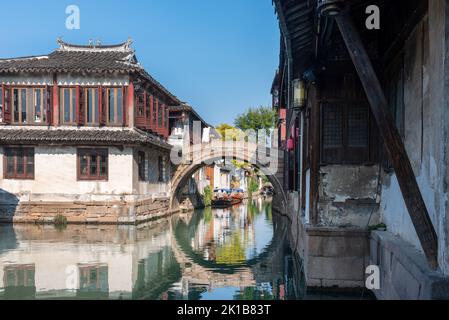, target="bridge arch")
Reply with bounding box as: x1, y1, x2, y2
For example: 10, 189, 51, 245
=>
170, 141, 287, 213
